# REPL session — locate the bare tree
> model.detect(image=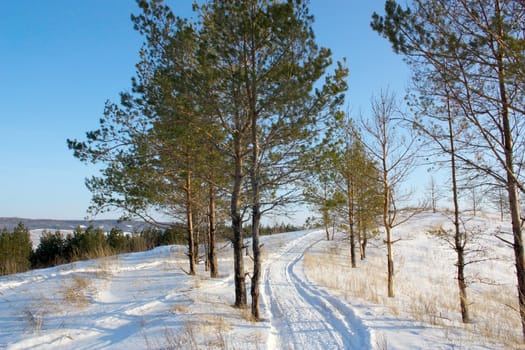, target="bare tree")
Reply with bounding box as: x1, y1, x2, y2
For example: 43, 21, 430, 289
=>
361, 89, 418, 297
426, 176, 444, 213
